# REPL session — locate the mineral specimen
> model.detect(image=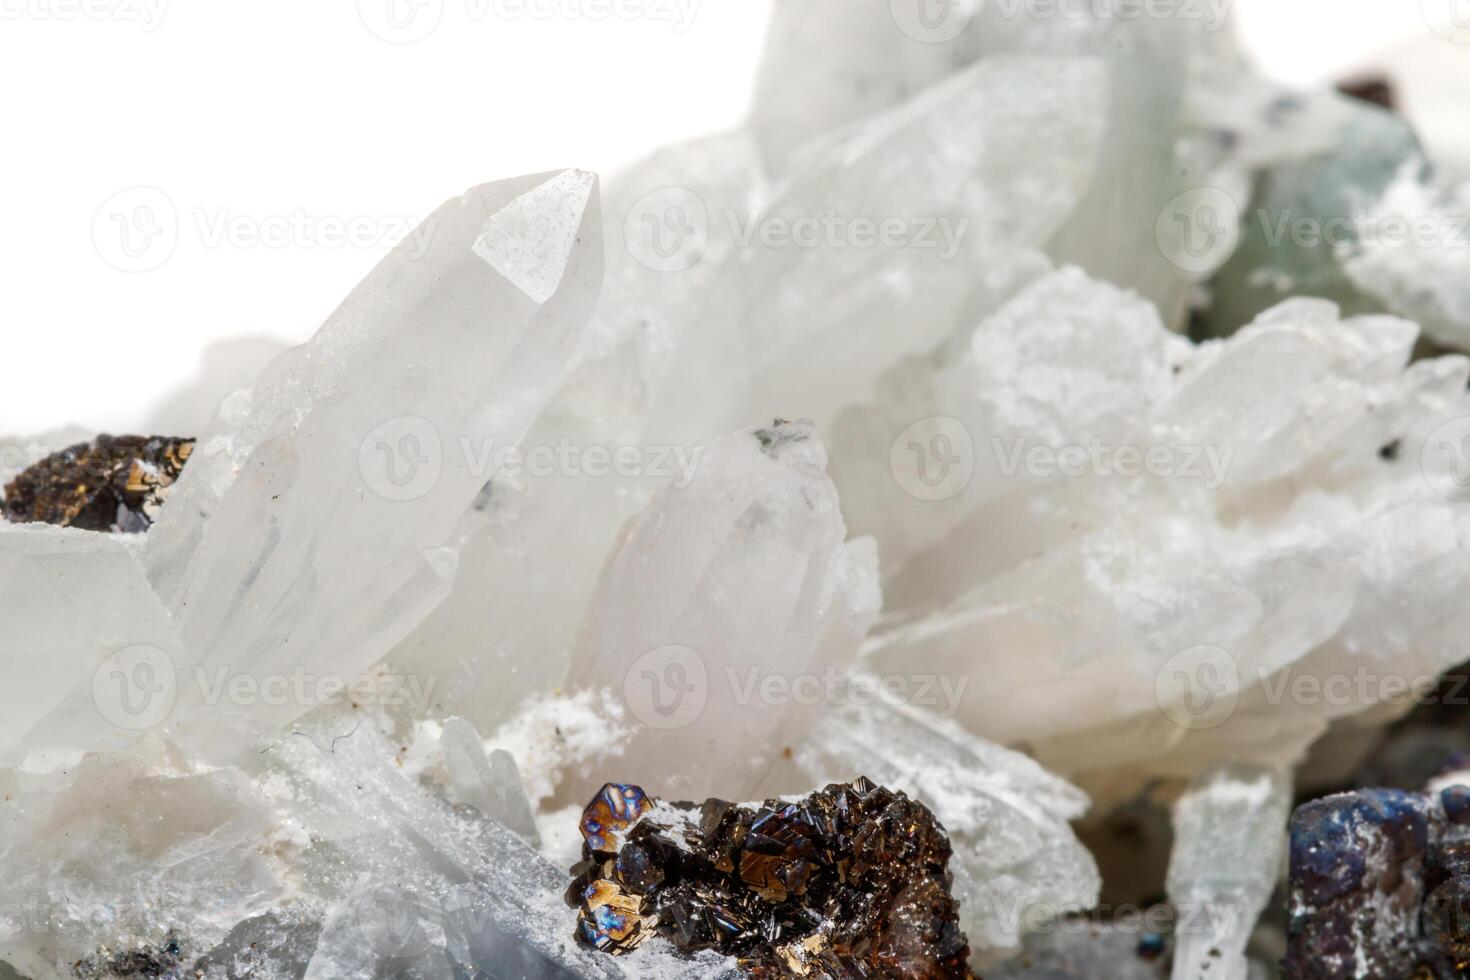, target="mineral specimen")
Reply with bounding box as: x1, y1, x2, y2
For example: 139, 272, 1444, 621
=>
146, 168, 604, 757
71, 932, 189, 980
1, 434, 193, 533
1166, 765, 1291, 980
567, 779, 974, 978
3, 0, 1470, 974
1286, 789, 1440, 977
564, 419, 880, 805
849, 270, 1470, 796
